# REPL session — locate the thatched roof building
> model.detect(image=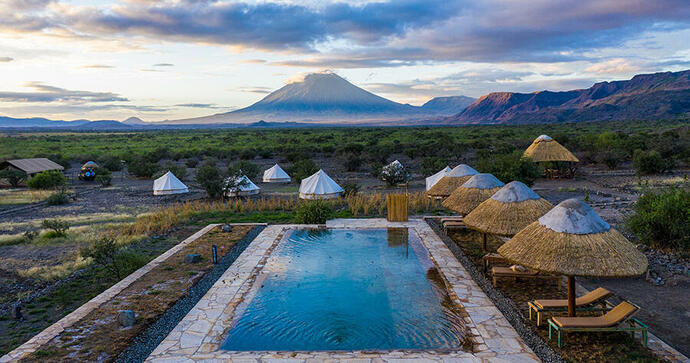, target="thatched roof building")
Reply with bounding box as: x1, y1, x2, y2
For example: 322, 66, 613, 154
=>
441, 173, 504, 215
0, 158, 64, 176
523, 135, 579, 163
463, 181, 553, 236
427, 164, 478, 199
